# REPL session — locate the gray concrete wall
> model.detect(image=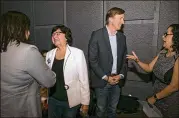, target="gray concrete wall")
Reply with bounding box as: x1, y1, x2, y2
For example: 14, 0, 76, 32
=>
1, 1, 178, 100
